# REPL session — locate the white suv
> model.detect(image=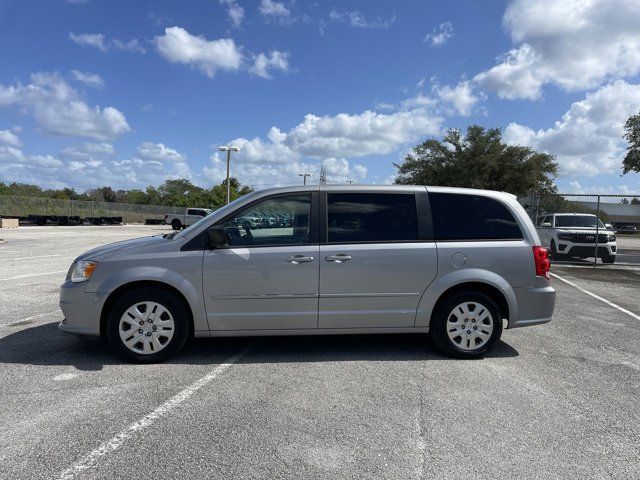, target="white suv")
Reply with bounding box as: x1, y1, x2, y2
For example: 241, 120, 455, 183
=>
537, 213, 617, 263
